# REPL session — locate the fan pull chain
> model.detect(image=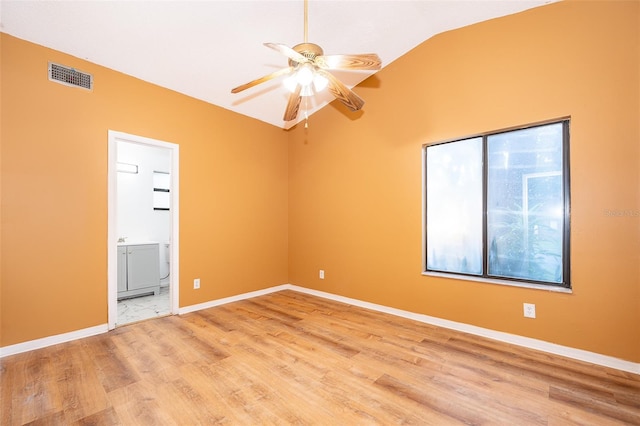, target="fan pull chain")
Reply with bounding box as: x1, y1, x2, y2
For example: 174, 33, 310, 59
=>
304, 97, 309, 128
